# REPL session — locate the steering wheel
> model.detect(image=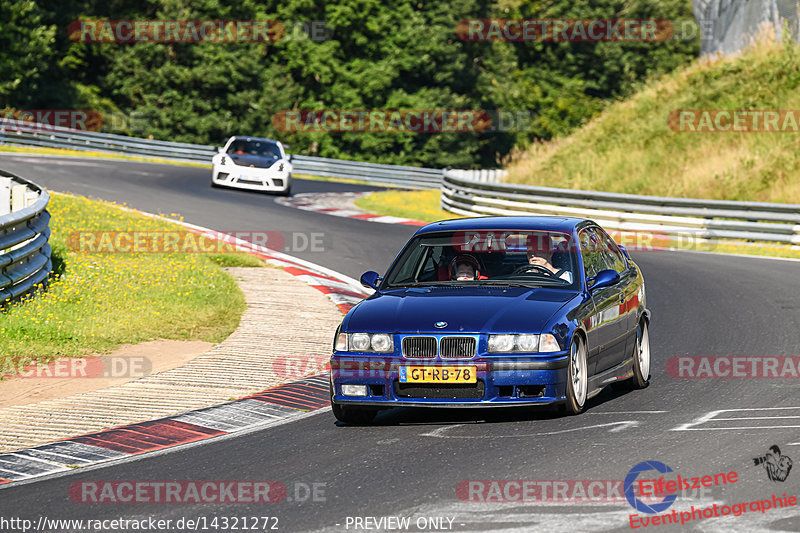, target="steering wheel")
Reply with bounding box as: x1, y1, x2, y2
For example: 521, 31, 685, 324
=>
511, 264, 556, 277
